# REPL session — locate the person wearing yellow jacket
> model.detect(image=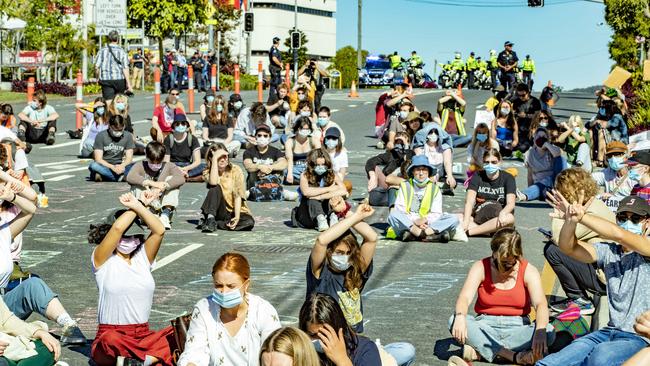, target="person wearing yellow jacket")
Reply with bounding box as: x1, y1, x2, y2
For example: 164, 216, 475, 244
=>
466, 52, 479, 89
522, 54, 536, 90
488, 49, 499, 88
390, 51, 404, 69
